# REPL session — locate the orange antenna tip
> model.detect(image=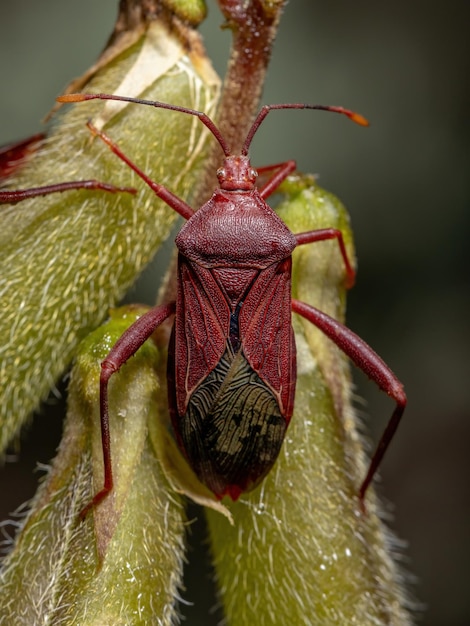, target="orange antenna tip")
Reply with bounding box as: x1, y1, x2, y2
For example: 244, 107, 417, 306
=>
56, 93, 89, 103
349, 112, 370, 127
325, 106, 369, 127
